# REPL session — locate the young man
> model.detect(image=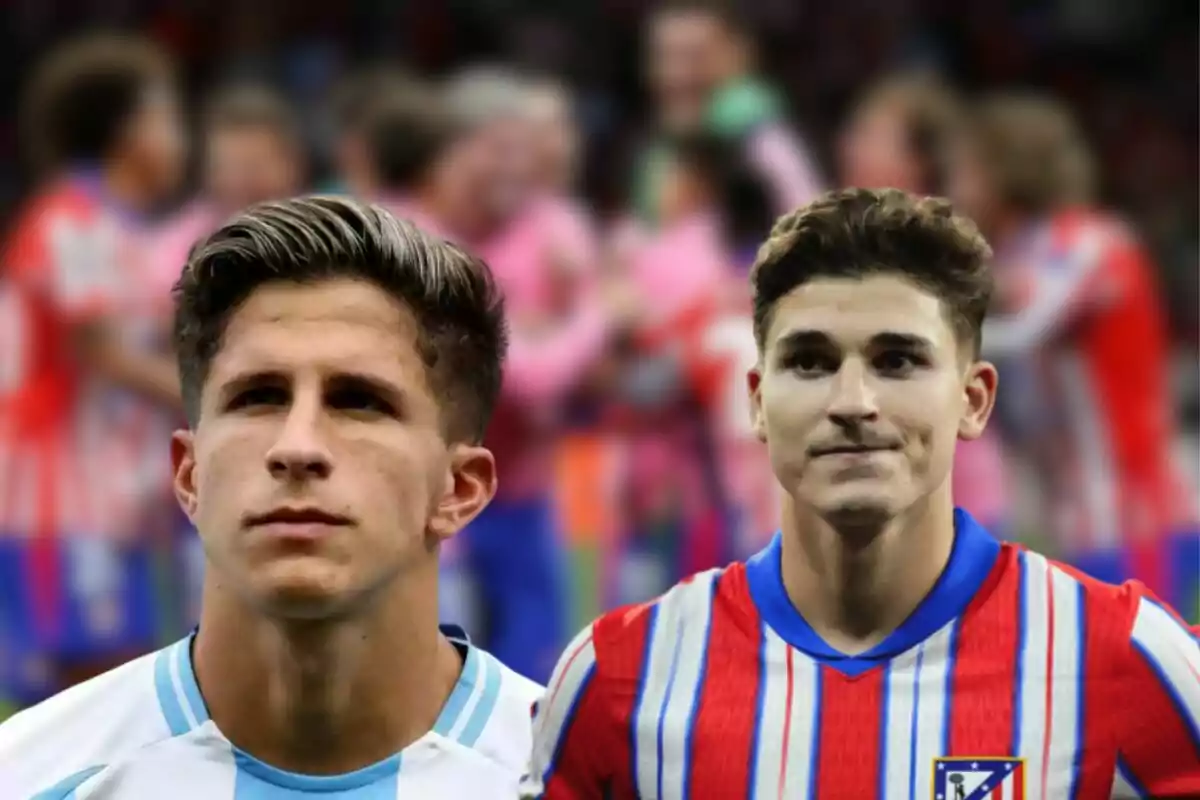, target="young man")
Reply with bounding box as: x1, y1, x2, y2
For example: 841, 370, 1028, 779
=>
0, 197, 542, 797
523, 189, 1200, 799
949, 94, 1199, 619
0, 34, 187, 707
